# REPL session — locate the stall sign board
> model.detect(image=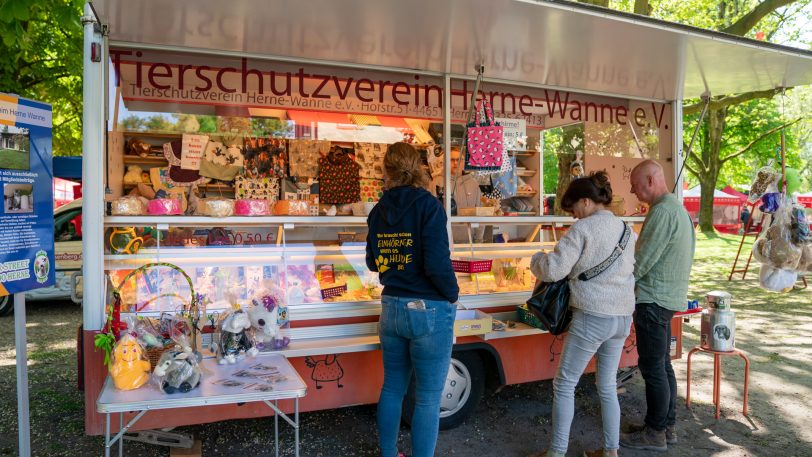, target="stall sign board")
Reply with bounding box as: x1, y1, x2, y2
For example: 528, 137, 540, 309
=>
0, 93, 55, 295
